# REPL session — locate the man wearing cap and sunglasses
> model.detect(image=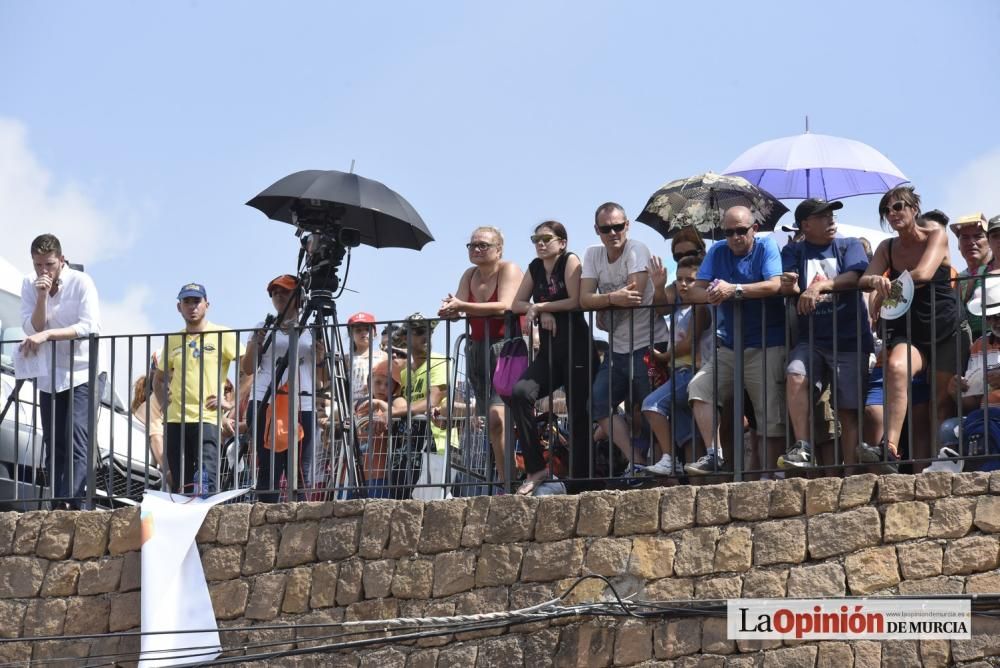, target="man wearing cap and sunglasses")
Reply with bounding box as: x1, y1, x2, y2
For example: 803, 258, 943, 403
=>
777, 198, 872, 472
158, 282, 243, 495
952, 212, 992, 339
